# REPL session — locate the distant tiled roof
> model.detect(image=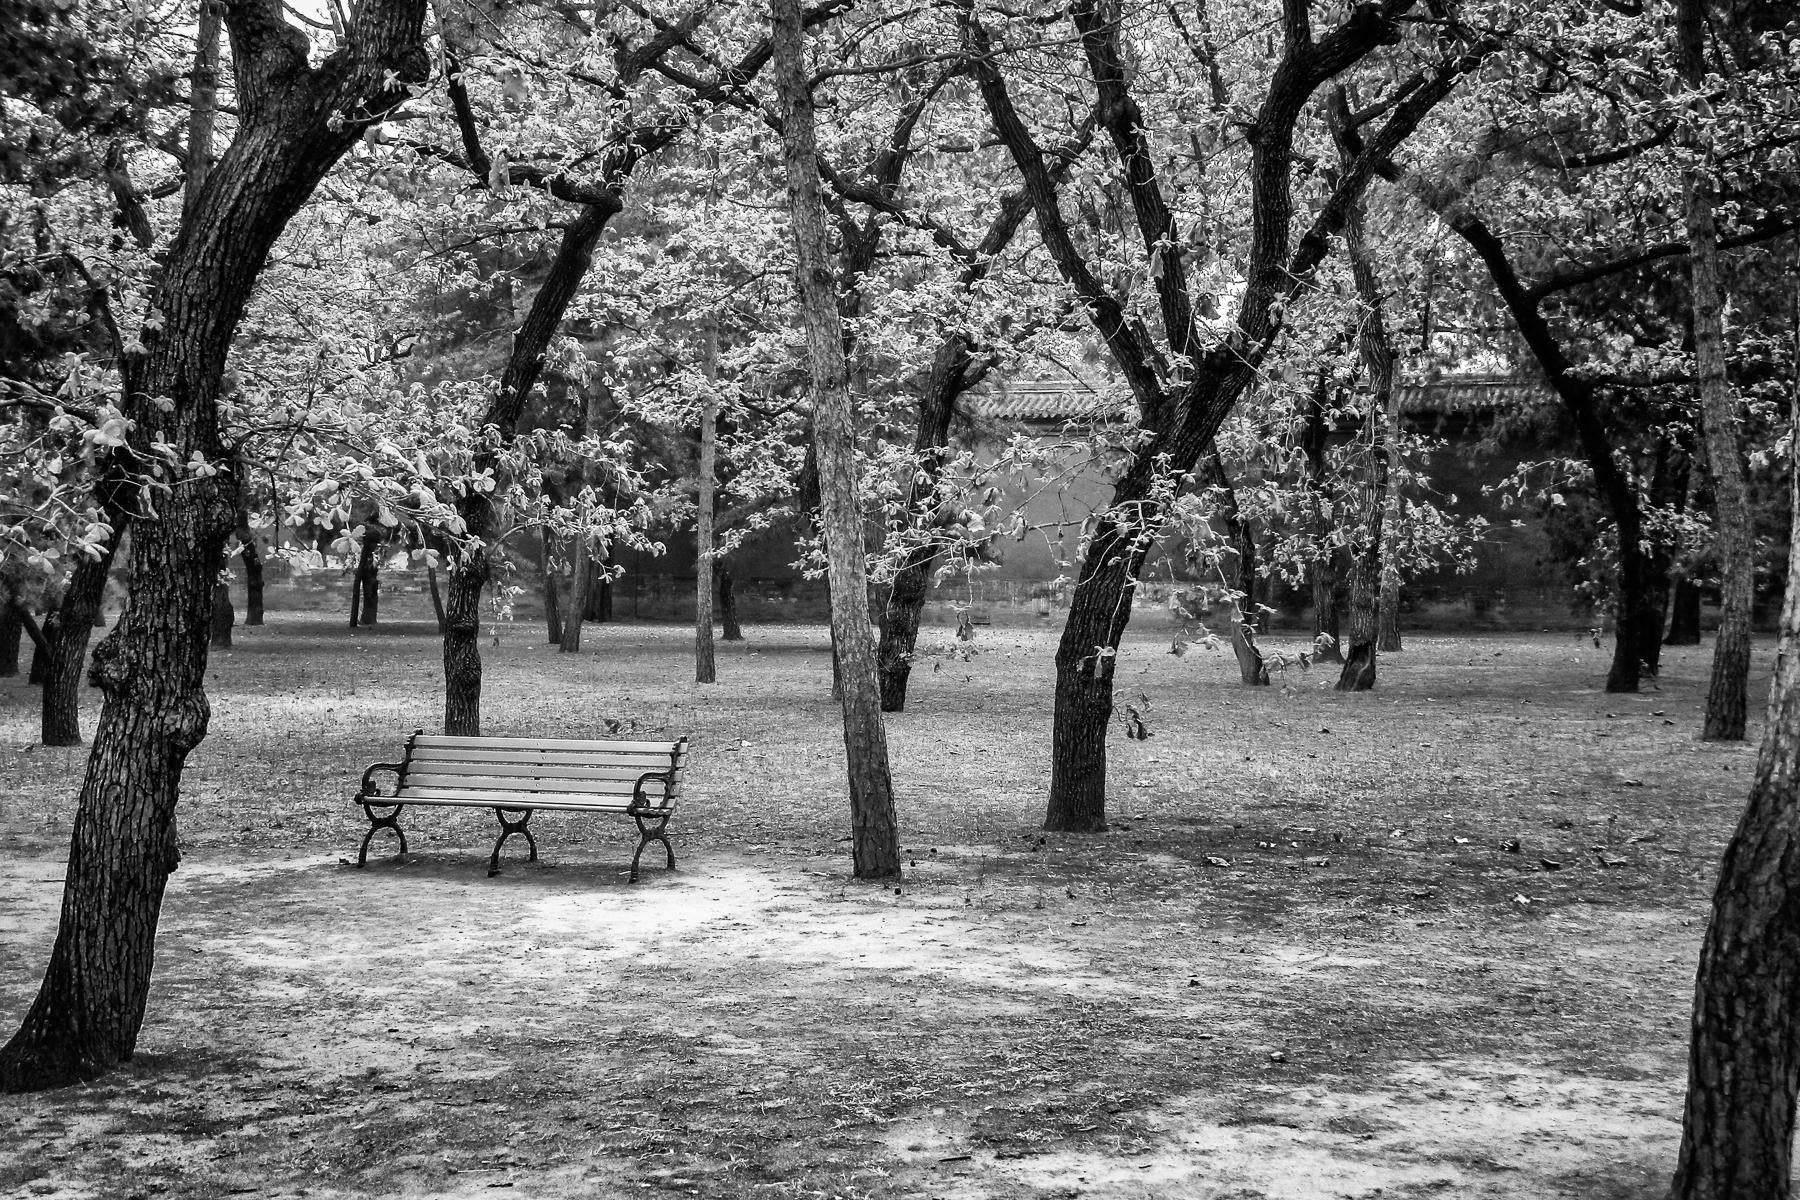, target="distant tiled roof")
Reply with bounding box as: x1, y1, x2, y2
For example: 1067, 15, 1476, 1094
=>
970, 374, 1554, 424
